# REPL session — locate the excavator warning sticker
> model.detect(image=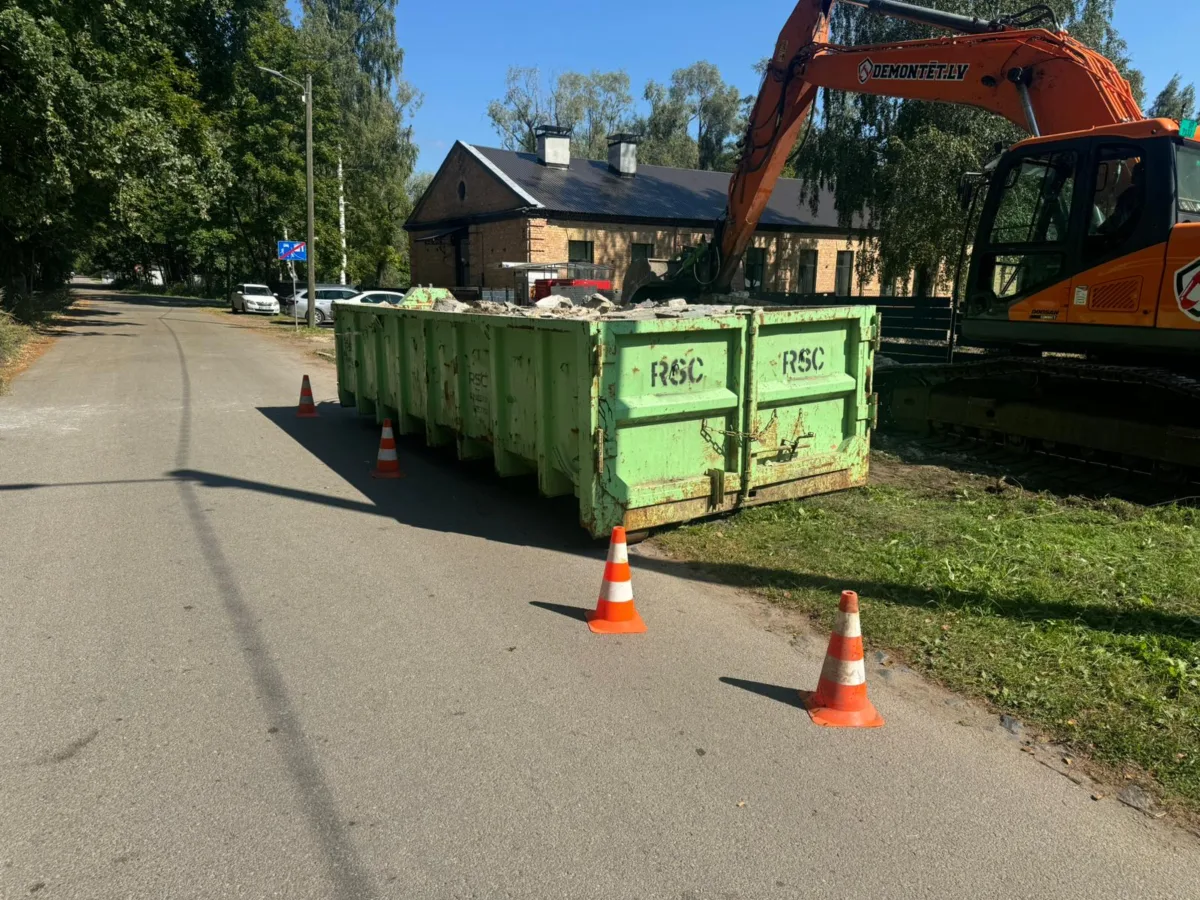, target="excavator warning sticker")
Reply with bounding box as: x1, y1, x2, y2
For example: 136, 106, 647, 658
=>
1177, 259, 1200, 321
858, 59, 970, 85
